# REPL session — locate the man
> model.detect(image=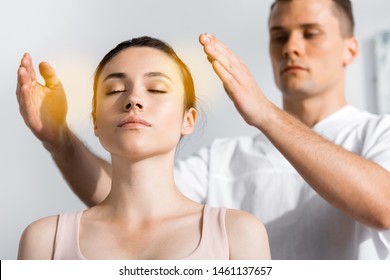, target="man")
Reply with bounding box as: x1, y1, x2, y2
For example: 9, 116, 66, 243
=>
16, 0, 390, 259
